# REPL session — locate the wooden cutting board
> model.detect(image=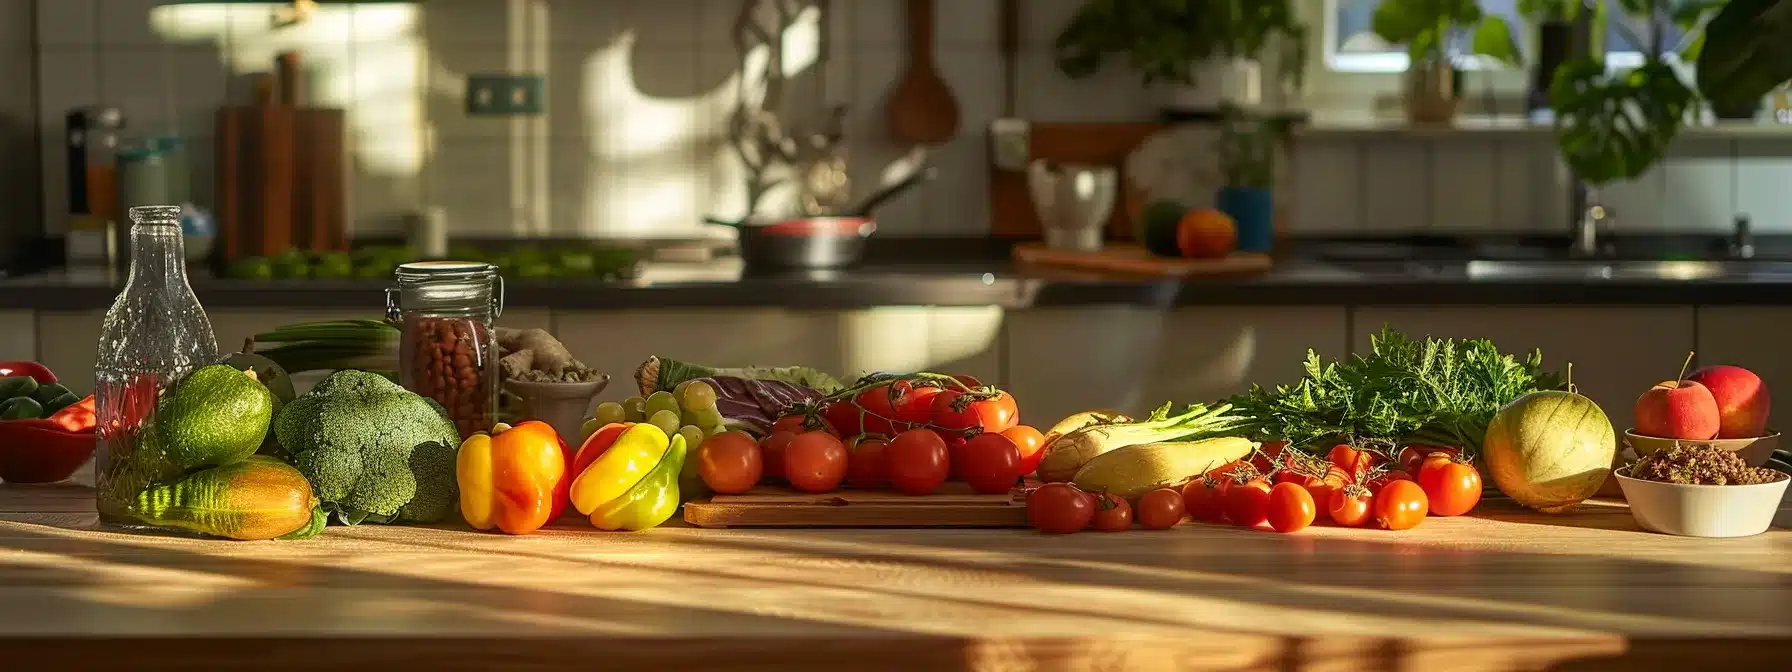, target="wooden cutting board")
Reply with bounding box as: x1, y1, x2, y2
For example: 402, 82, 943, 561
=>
682, 482, 1029, 528
1013, 243, 1273, 277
